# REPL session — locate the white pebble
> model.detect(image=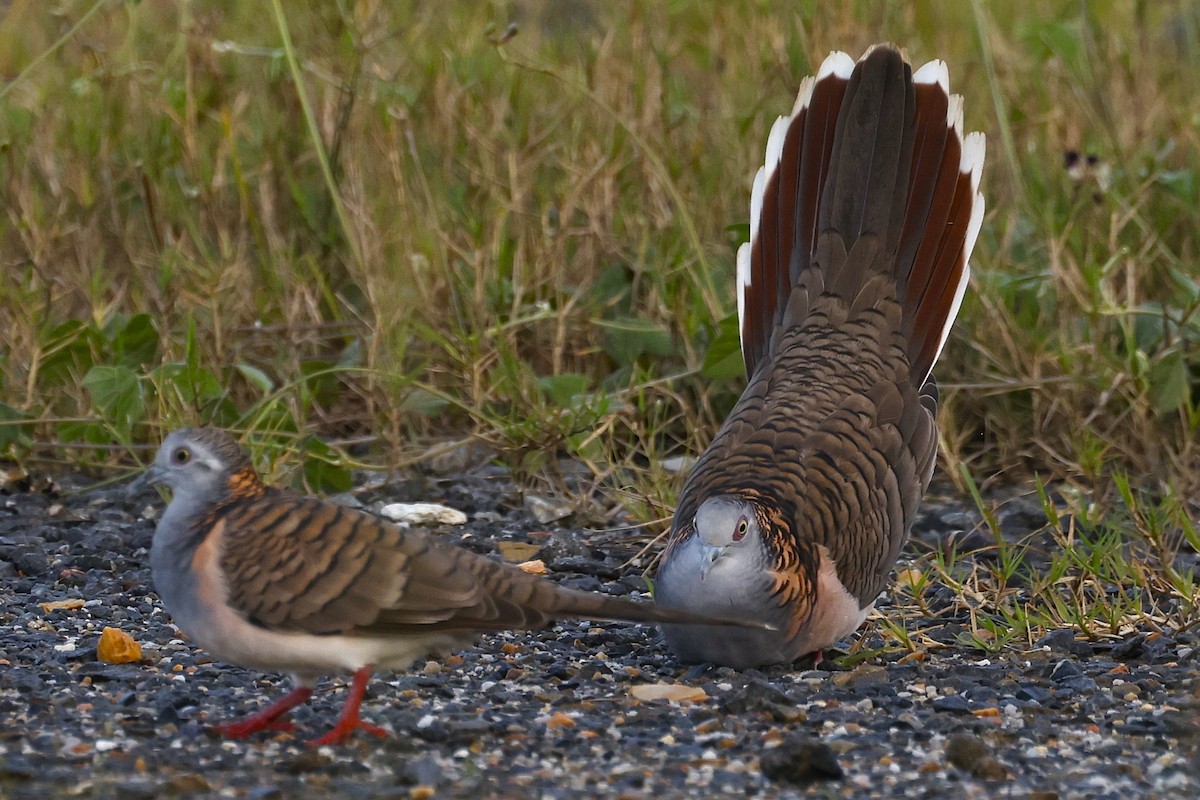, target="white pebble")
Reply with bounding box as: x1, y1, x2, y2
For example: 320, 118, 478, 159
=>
378, 502, 467, 526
